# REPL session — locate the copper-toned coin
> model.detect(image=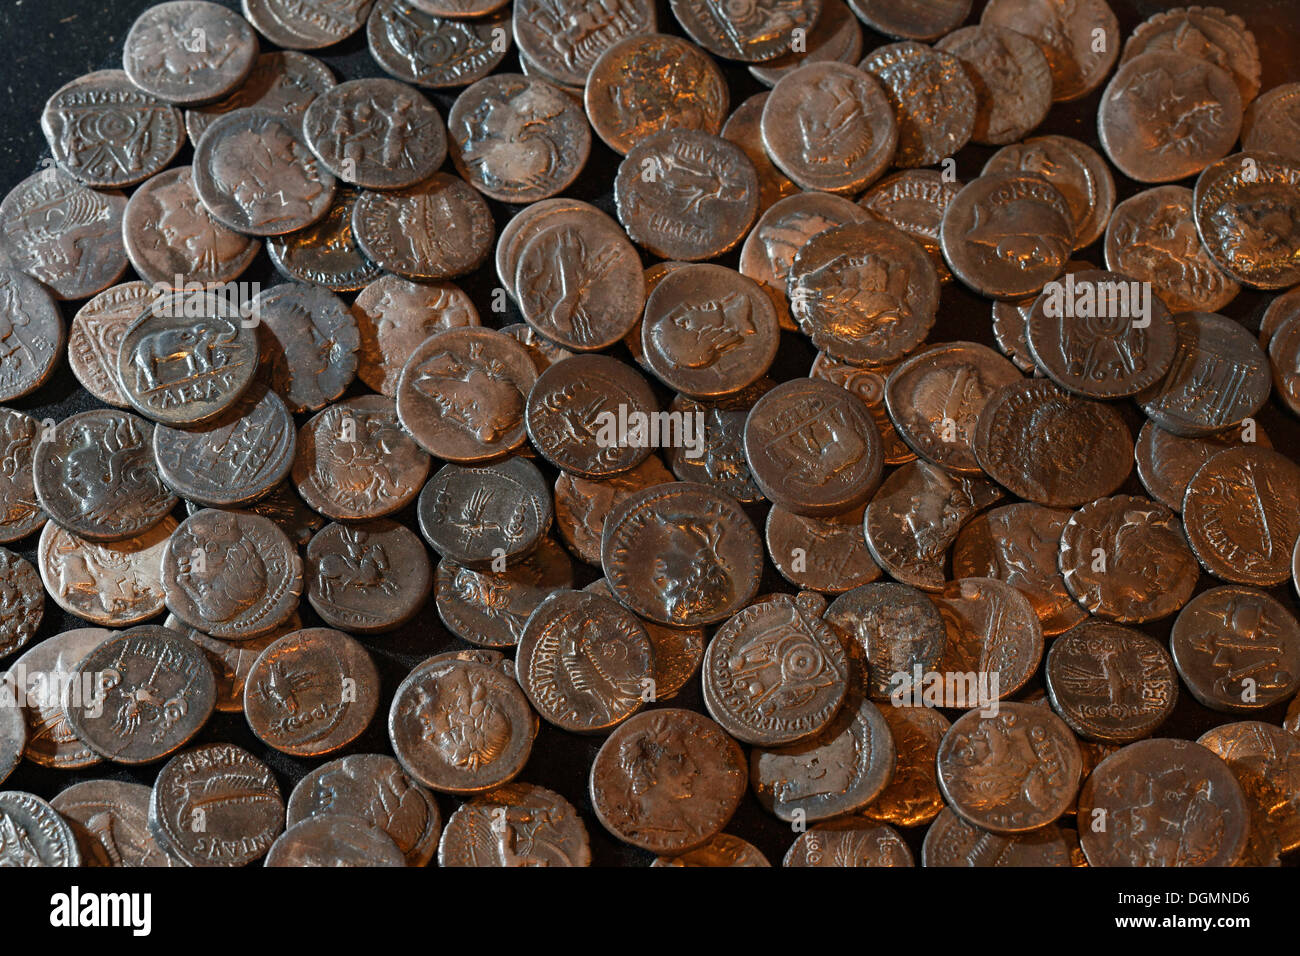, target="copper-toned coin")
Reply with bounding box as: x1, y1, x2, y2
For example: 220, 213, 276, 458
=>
615, 129, 757, 261
1045, 620, 1178, 743
937, 702, 1082, 834
922, 808, 1076, 866
517, 589, 654, 733
809, 351, 914, 465
66, 625, 216, 766
267, 187, 382, 292
584, 578, 704, 701
0, 792, 80, 867
0, 168, 129, 301
167, 612, 291, 714
952, 503, 1087, 636
185, 49, 336, 144
1104, 185, 1239, 314
981, 0, 1118, 103
848, 0, 968, 41
1243, 83, 1300, 162
1182, 447, 1300, 586
0, 268, 63, 402
859, 41, 975, 168
935, 25, 1051, 146
495, 198, 602, 302
759, 61, 896, 195
162, 508, 303, 640
513, 0, 654, 88
940, 171, 1074, 300
1198, 721, 1300, 854
293, 395, 430, 520
149, 743, 284, 867
439, 782, 590, 866
671, 0, 818, 62
749, 0, 862, 87
973, 379, 1132, 507
0, 407, 45, 543
1059, 495, 1200, 624
933, 577, 1044, 705
1135, 419, 1270, 514
389, 656, 534, 794
435, 536, 574, 648
1270, 313, 1300, 416
43, 70, 185, 188
1121, 5, 1260, 106
419, 457, 551, 568
303, 77, 446, 189
244, 627, 379, 757
584, 33, 728, 155
860, 705, 949, 828
1171, 585, 1300, 712
305, 520, 430, 633
667, 386, 771, 504
265, 815, 406, 867
352, 276, 478, 396
990, 260, 1095, 374
6, 627, 110, 770
254, 282, 359, 414
367, 1, 510, 88
352, 172, 493, 280
601, 481, 762, 627
396, 327, 537, 462
51, 780, 175, 868
863, 461, 1003, 591
0, 548, 42, 659
858, 170, 960, 283
1078, 738, 1249, 867
983, 136, 1116, 251
766, 503, 880, 594
1195, 151, 1300, 290
124, 1, 258, 105
555, 456, 673, 566
591, 708, 745, 853
123, 166, 260, 287
69, 282, 155, 408
824, 581, 945, 701
655, 833, 770, 867
38, 519, 174, 627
